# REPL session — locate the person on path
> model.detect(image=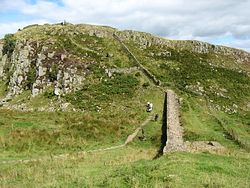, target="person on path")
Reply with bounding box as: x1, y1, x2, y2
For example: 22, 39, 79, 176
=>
146, 102, 153, 112
154, 113, 159, 121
